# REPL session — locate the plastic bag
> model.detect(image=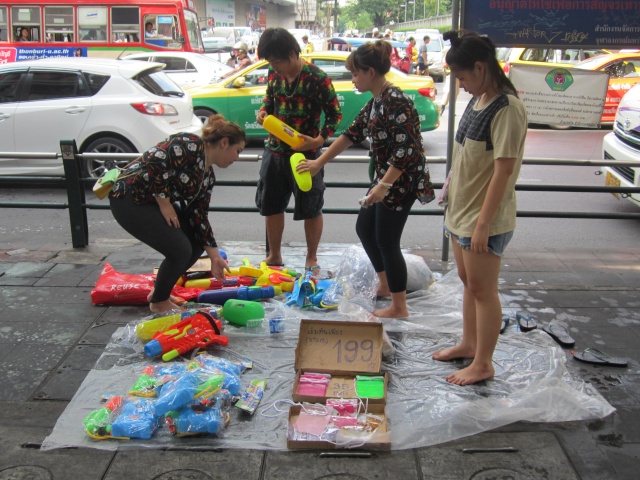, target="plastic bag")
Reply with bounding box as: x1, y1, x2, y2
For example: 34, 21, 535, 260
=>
404, 253, 434, 292
91, 262, 203, 305
321, 246, 378, 311
91, 263, 156, 305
